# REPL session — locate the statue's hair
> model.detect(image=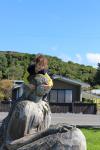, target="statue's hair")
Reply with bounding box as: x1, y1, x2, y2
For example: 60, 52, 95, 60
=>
35, 54, 48, 72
